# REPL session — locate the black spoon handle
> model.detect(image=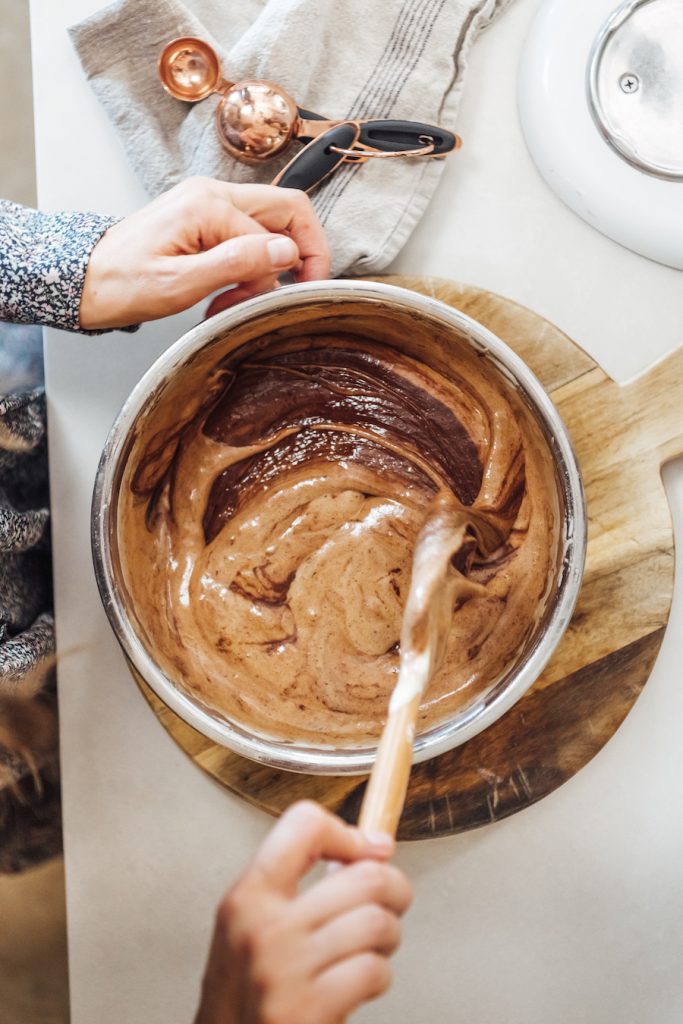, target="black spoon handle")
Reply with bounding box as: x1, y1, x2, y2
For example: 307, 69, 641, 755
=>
358, 119, 457, 155
272, 122, 360, 193
297, 106, 326, 121
297, 108, 456, 155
